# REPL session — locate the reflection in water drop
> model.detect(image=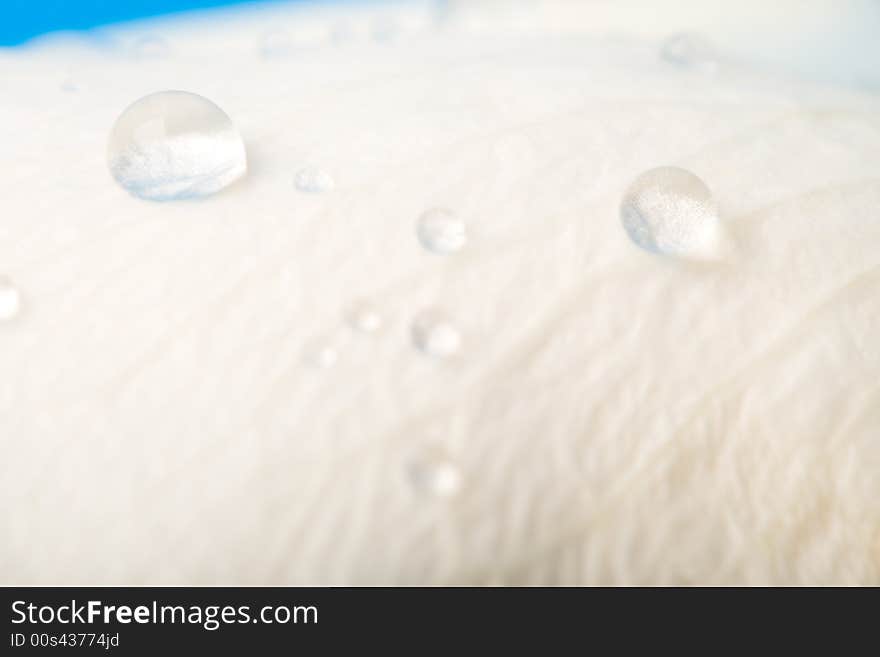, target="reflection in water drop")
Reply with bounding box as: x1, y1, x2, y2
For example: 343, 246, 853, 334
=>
416, 208, 467, 255
294, 167, 335, 194
411, 310, 461, 358
660, 33, 718, 72
107, 90, 247, 201
620, 166, 720, 258
0, 277, 22, 322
